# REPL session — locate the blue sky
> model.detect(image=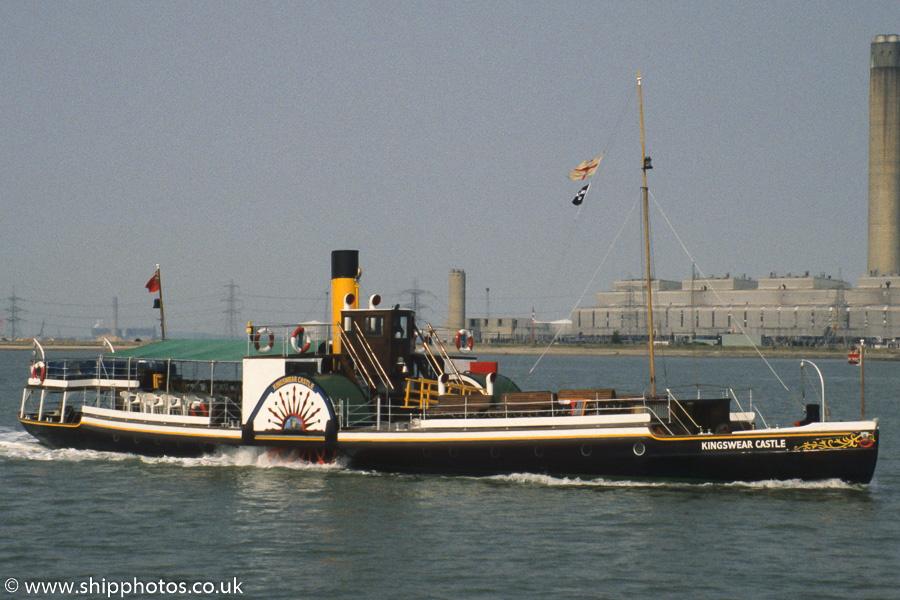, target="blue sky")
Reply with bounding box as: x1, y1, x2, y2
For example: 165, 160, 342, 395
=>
2, 1, 898, 338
